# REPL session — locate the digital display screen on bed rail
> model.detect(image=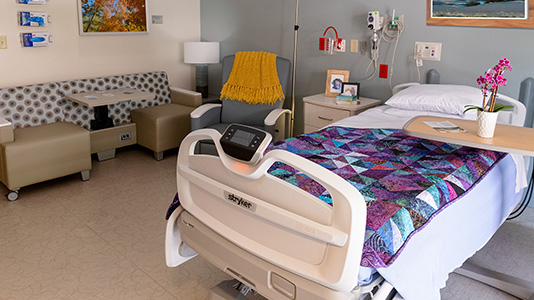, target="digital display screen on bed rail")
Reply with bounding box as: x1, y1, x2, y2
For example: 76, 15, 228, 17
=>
230, 129, 255, 146
220, 124, 269, 163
